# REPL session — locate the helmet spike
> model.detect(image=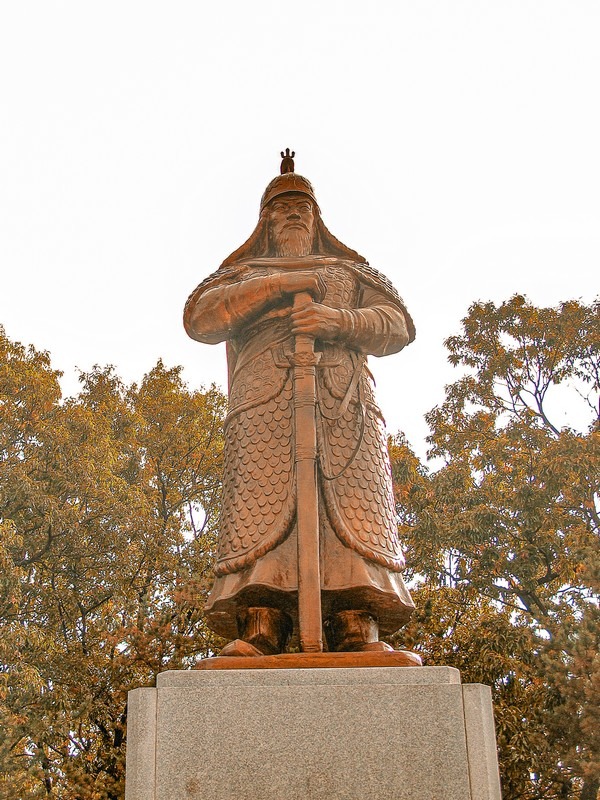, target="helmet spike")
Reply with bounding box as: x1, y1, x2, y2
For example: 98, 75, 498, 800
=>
280, 148, 295, 174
